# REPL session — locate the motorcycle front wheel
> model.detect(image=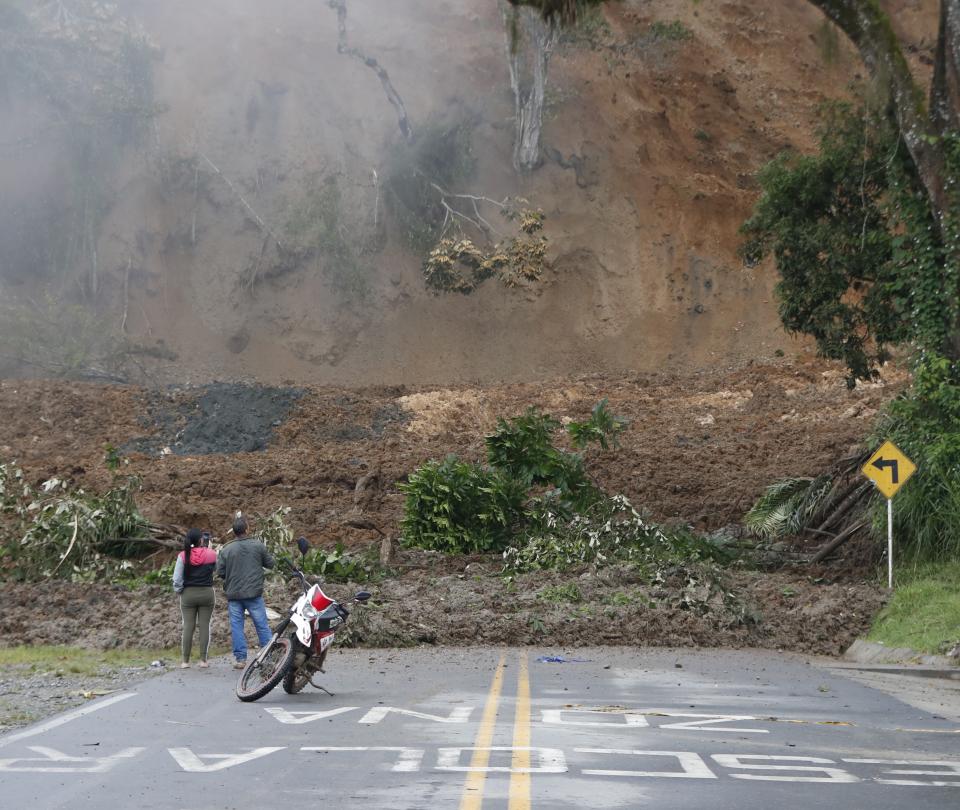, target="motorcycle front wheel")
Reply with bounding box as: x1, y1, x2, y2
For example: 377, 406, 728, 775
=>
235, 636, 295, 702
